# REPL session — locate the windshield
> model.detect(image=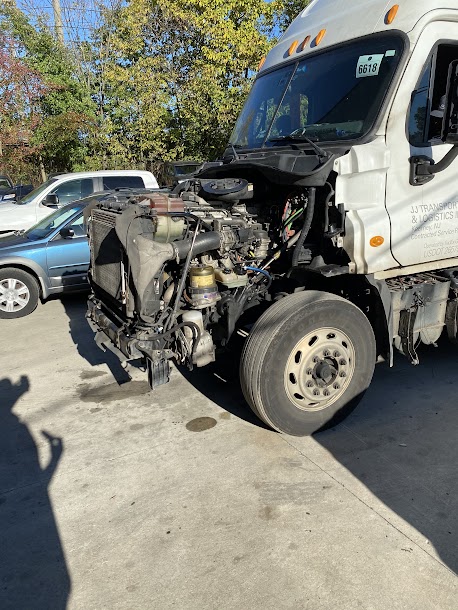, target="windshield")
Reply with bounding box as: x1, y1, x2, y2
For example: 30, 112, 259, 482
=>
15, 178, 58, 205
26, 204, 82, 240
174, 164, 201, 176
230, 34, 404, 148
